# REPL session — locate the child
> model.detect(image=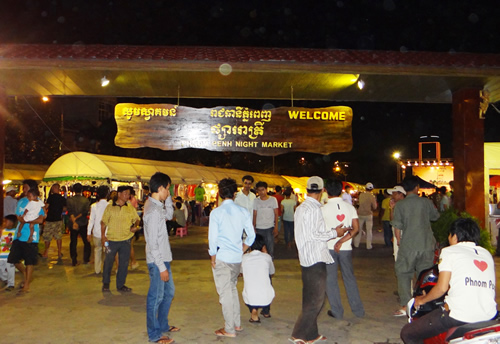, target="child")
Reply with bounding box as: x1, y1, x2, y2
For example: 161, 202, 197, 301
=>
19, 189, 45, 243
1, 215, 17, 291
241, 234, 275, 323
